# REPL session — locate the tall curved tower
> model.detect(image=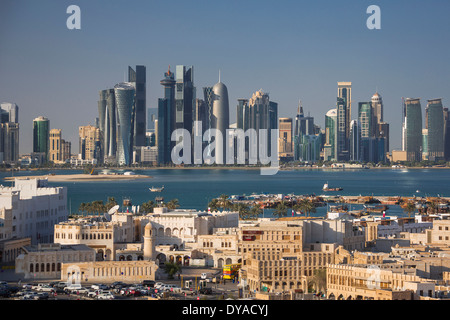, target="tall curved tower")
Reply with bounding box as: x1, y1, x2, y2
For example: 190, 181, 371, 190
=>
114, 82, 135, 165
211, 79, 229, 164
